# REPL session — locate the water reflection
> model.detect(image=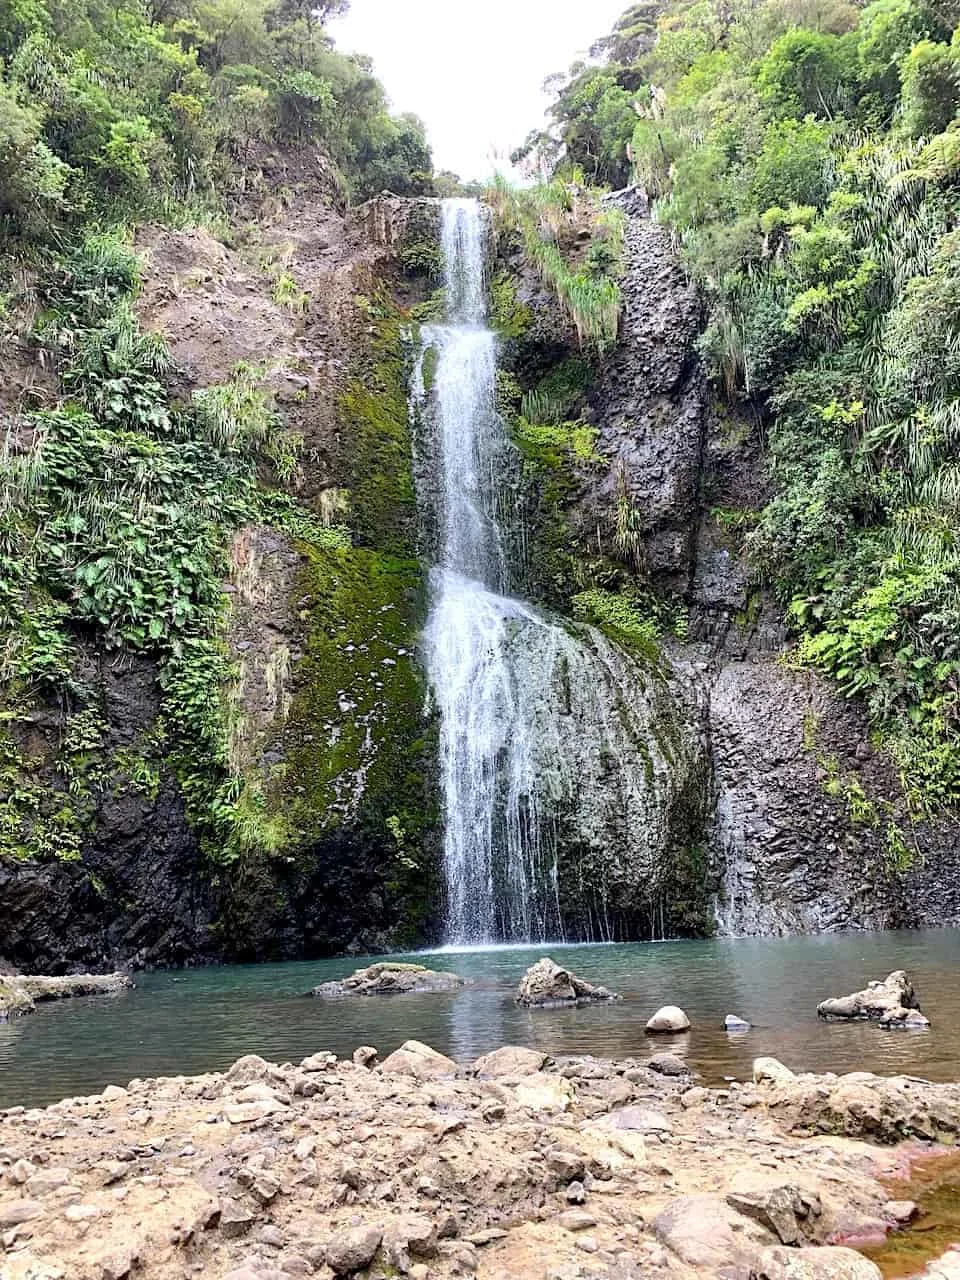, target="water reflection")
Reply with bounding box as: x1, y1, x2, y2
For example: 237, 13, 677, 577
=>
2, 929, 959, 1110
